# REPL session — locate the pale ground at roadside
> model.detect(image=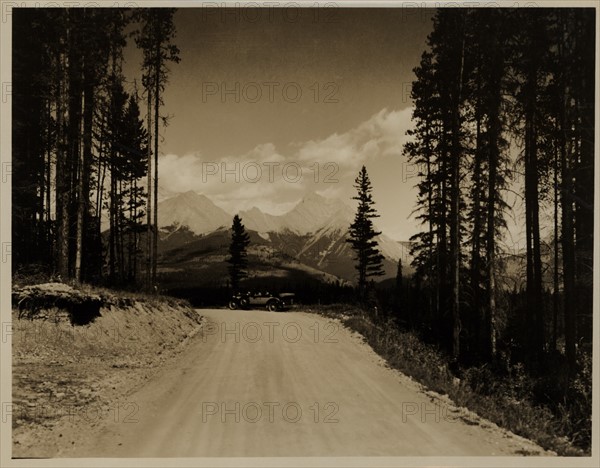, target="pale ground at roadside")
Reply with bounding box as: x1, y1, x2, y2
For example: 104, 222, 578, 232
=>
41, 308, 550, 457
